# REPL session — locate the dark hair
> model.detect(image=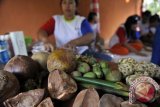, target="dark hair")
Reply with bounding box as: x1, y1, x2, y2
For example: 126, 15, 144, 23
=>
124, 15, 140, 38
142, 10, 151, 18
60, 0, 79, 6
87, 12, 97, 22
150, 14, 160, 23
